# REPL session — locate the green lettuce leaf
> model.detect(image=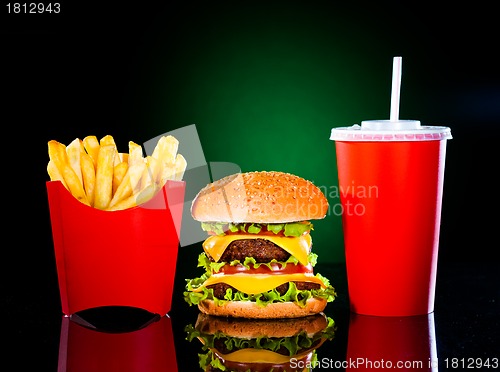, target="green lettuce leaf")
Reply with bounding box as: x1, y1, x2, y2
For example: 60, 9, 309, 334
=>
200, 221, 313, 237
196, 252, 318, 274
184, 315, 336, 371
185, 319, 336, 356
183, 274, 337, 308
